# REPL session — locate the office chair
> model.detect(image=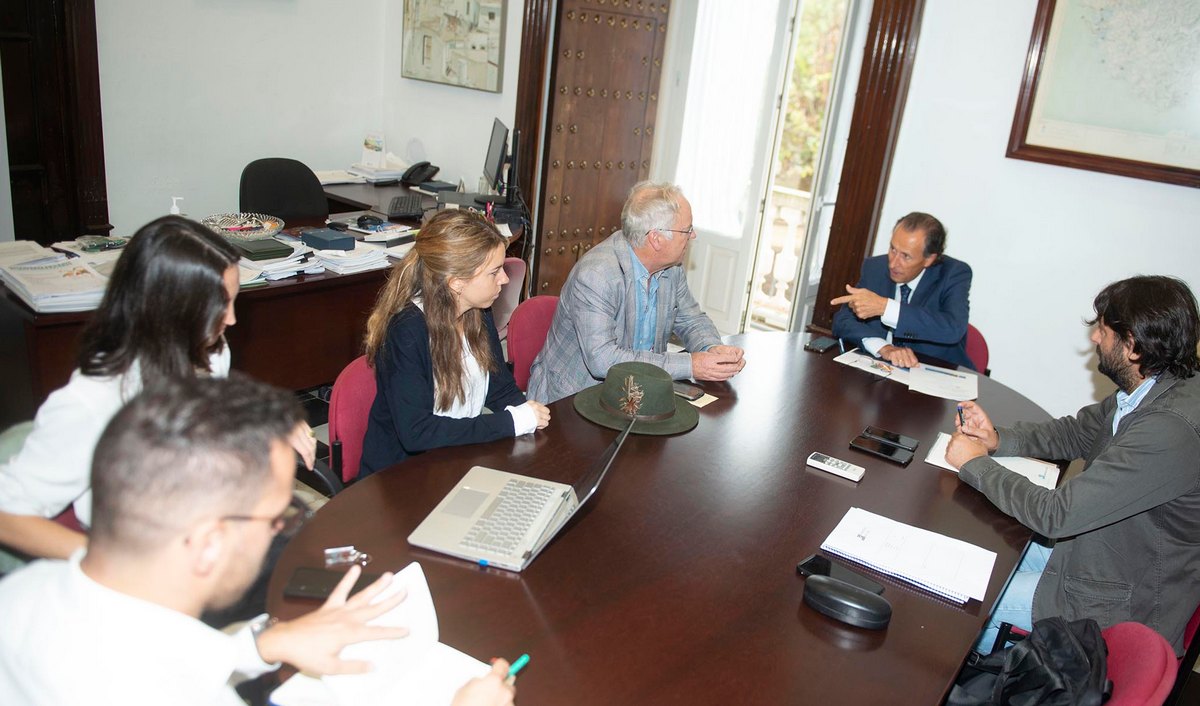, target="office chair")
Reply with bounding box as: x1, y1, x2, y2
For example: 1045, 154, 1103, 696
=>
966, 323, 990, 375
507, 295, 559, 391
1166, 601, 1200, 705
1104, 622, 1176, 706
493, 257, 527, 348
328, 355, 377, 483
238, 157, 329, 223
